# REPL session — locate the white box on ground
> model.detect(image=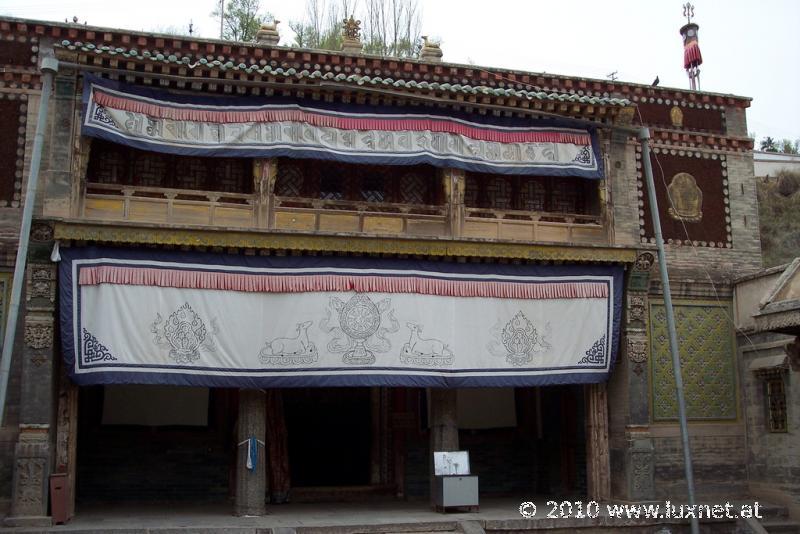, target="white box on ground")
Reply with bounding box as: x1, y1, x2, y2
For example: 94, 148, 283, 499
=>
434, 475, 479, 509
